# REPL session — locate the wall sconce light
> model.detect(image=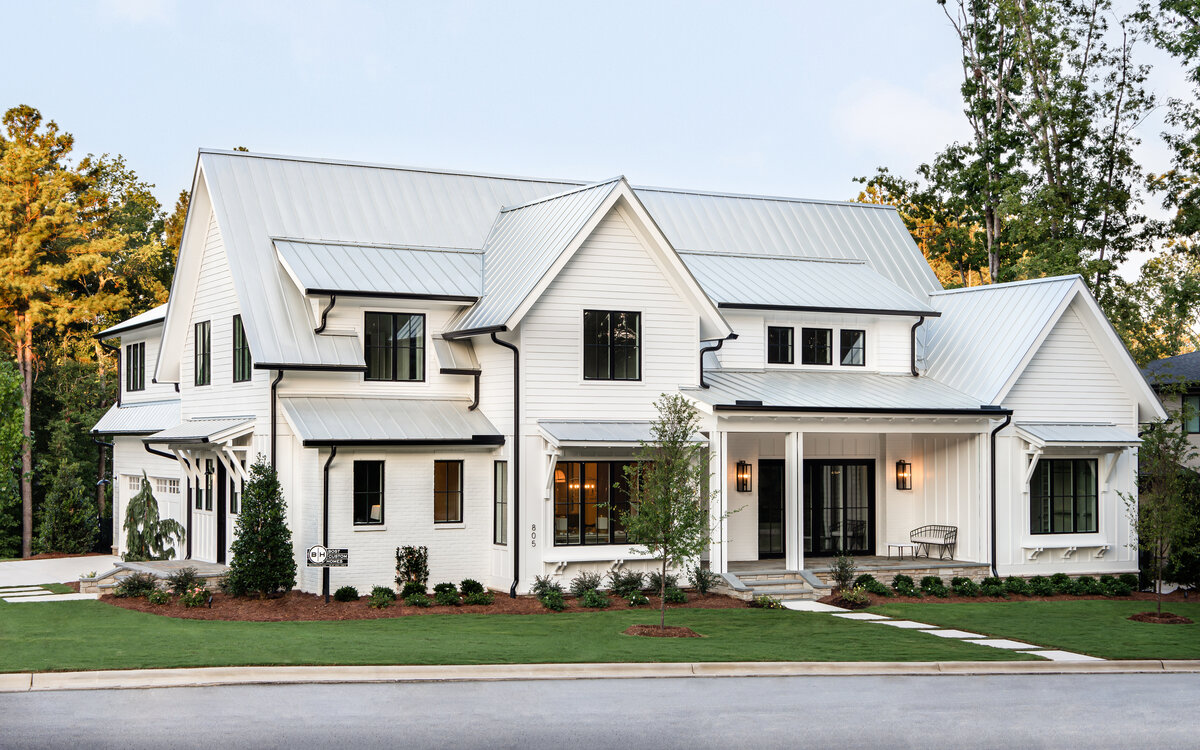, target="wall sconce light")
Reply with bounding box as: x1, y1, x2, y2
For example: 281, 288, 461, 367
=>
736, 461, 752, 492
895, 460, 912, 491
